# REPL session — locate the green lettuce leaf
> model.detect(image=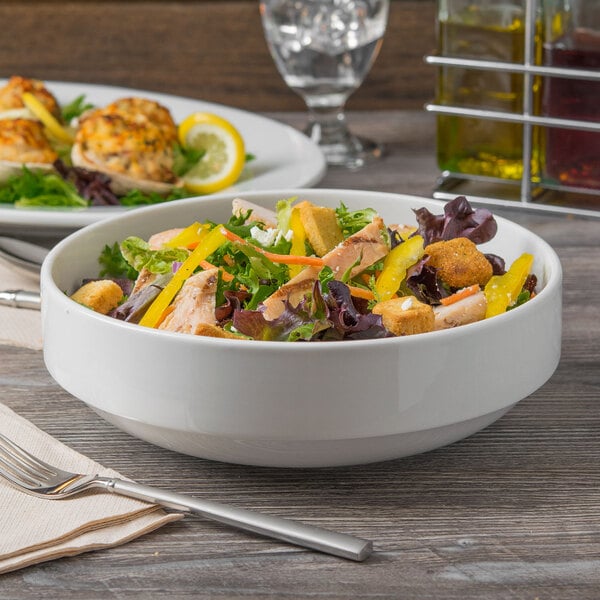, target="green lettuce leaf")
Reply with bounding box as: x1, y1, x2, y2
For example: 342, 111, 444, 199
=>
335, 202, 378, 237
119, 236, 189, 274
